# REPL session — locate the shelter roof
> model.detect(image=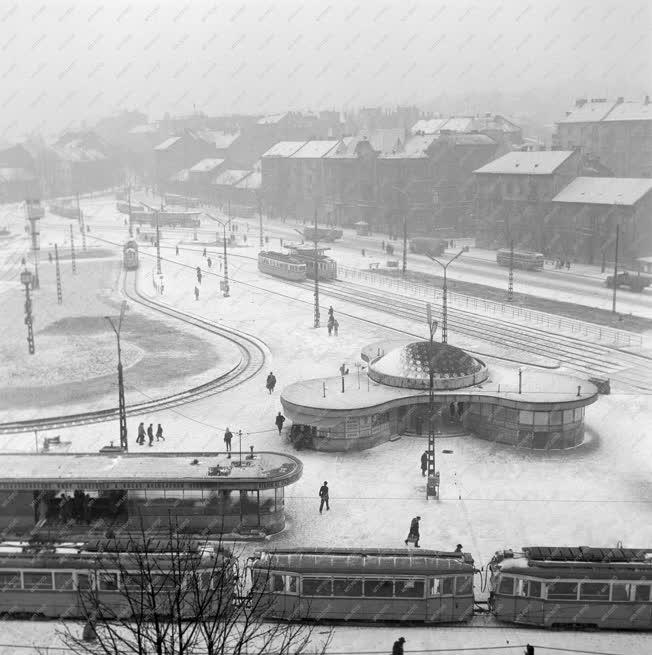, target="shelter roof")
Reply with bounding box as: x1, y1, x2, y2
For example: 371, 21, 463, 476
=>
474, 151, 575, 175
257, 112, 289, 125
0, 452, 303, 491
602, 101, 652, 122
552, 177, 652, 206
189, 158, 224, 173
